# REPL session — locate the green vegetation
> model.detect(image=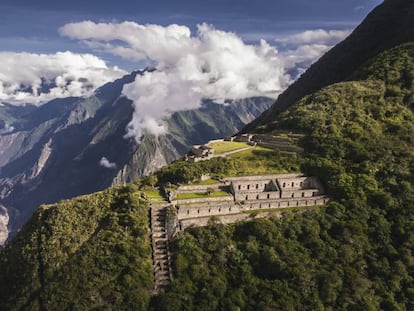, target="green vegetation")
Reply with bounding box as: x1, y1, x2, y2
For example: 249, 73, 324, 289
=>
207, 141, 249, 154
157, 148, 301, 185
151, 43, 414, 310
247, 0, 414, 130
177, 191, 230, 200
227, 145, 270, 159
0, 184, 153, 310
3, 4, 414, 310
190, 179, 220, 186
144, 189, 165, 199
